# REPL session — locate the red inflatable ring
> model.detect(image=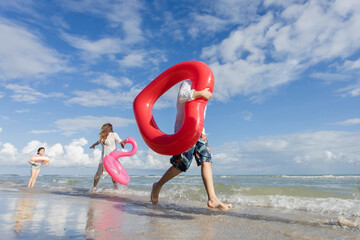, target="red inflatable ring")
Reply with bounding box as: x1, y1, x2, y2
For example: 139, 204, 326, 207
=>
133, 61, 214, 155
